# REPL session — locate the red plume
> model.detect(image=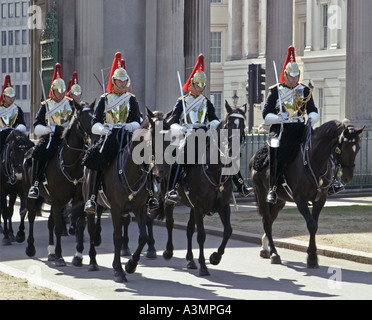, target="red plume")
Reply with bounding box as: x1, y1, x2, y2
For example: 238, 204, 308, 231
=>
280, 46, 296, 83
0, 75, 12, 105
49, 63, 63, 98
183, 54, 205, 92
106, 52, 122, 93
